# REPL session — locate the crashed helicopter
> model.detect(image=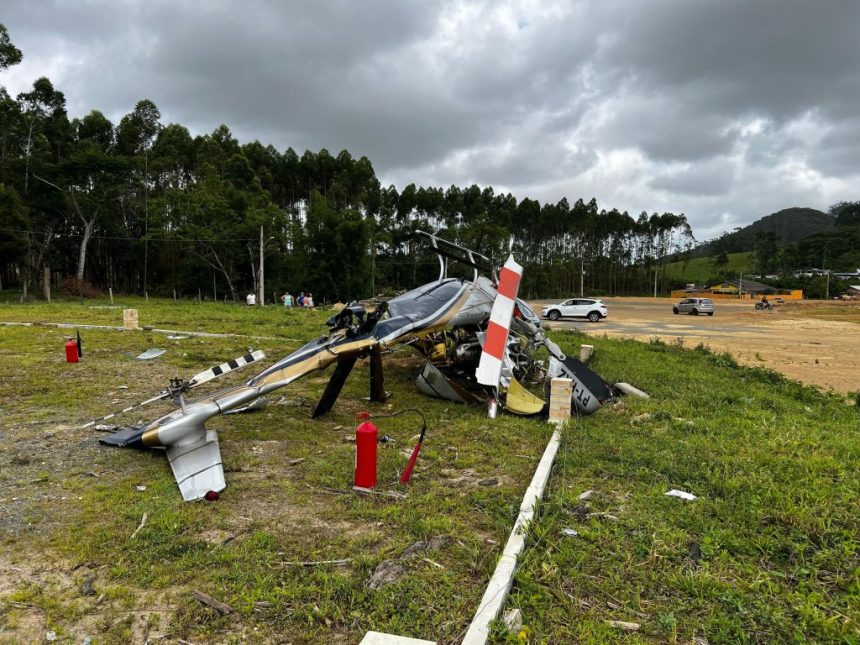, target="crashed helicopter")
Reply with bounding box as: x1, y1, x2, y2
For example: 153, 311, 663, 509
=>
92, 233, 615, 501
